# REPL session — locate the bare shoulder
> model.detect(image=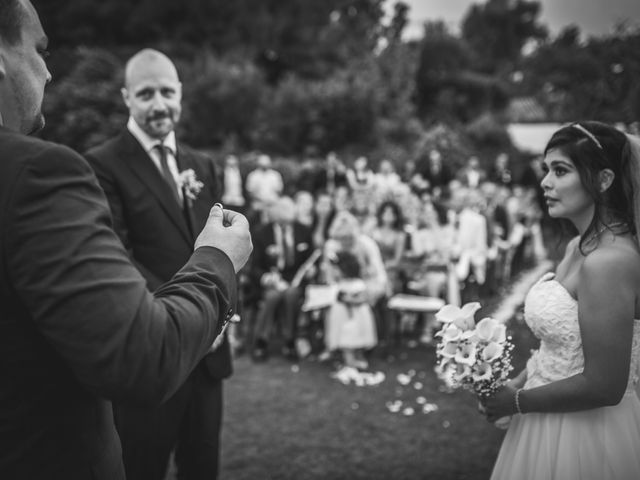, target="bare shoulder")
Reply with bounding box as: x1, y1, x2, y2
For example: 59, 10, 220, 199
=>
581, 237, 640, 285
